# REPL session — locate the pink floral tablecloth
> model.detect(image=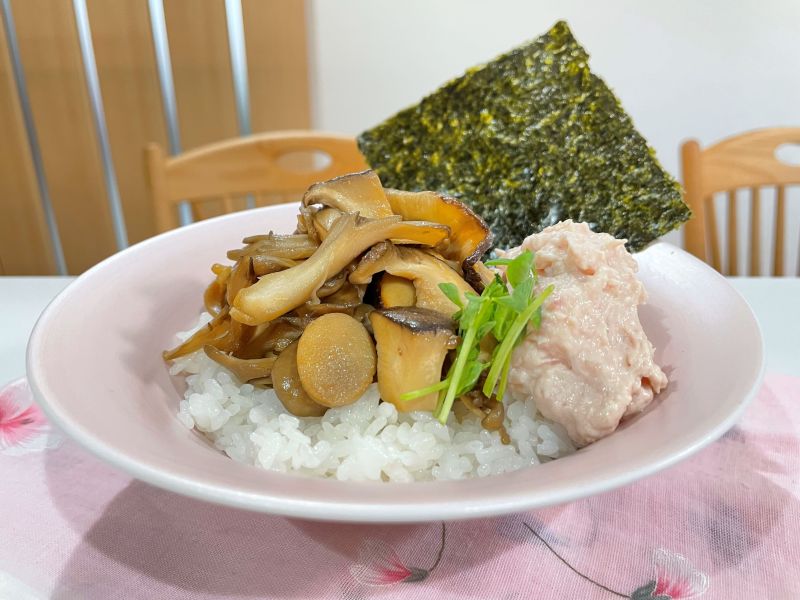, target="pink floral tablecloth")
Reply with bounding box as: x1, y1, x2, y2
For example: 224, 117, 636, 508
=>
1, 373, 799, 599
